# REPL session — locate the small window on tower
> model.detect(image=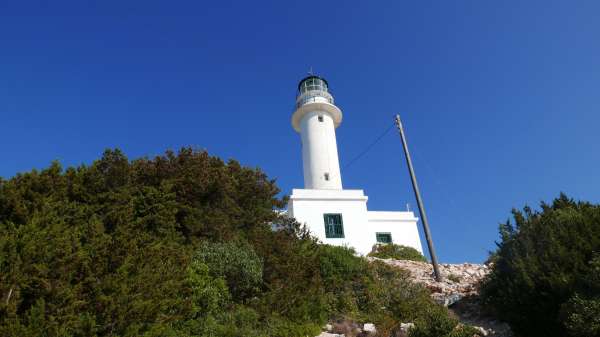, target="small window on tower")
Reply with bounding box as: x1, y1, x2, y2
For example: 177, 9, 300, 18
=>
324, 173, 330, 181
318, 115, 324, 122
